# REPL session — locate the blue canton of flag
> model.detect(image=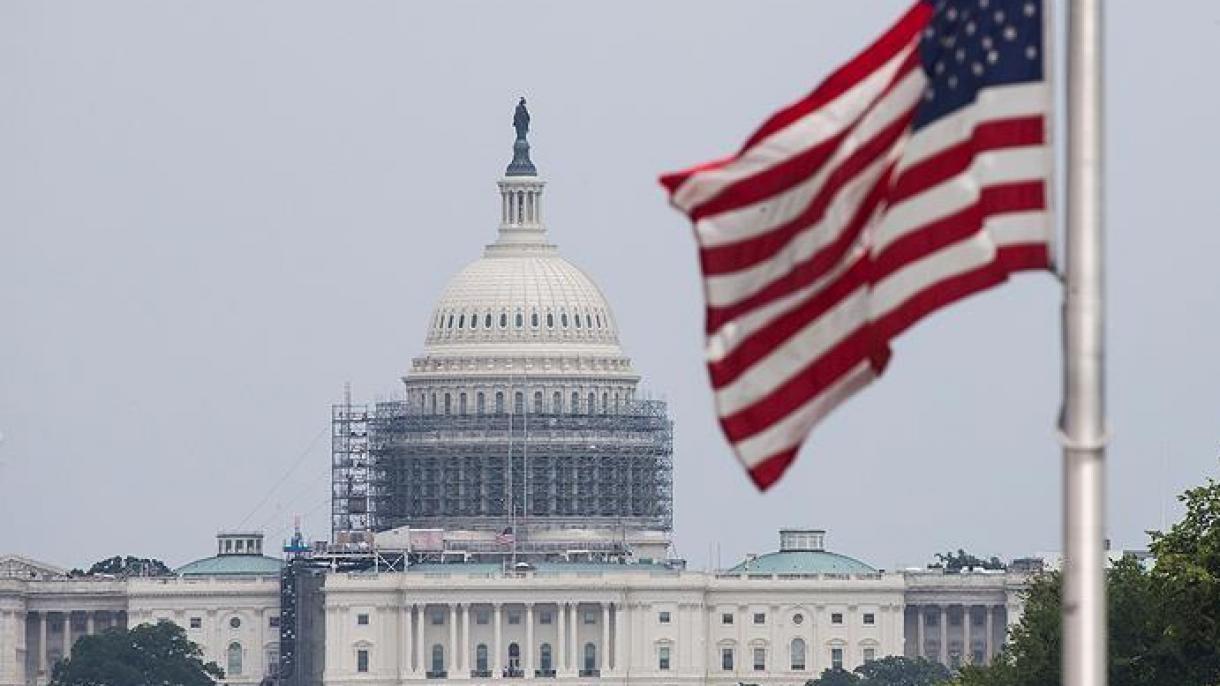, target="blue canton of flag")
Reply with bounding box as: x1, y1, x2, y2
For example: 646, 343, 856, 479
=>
915, 0, 1045, 129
